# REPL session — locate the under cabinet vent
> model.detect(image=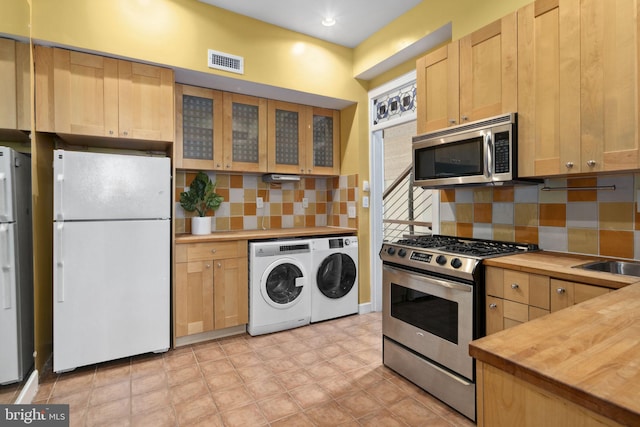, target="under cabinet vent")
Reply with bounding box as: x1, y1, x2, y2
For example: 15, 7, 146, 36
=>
208, 49, 244, 74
